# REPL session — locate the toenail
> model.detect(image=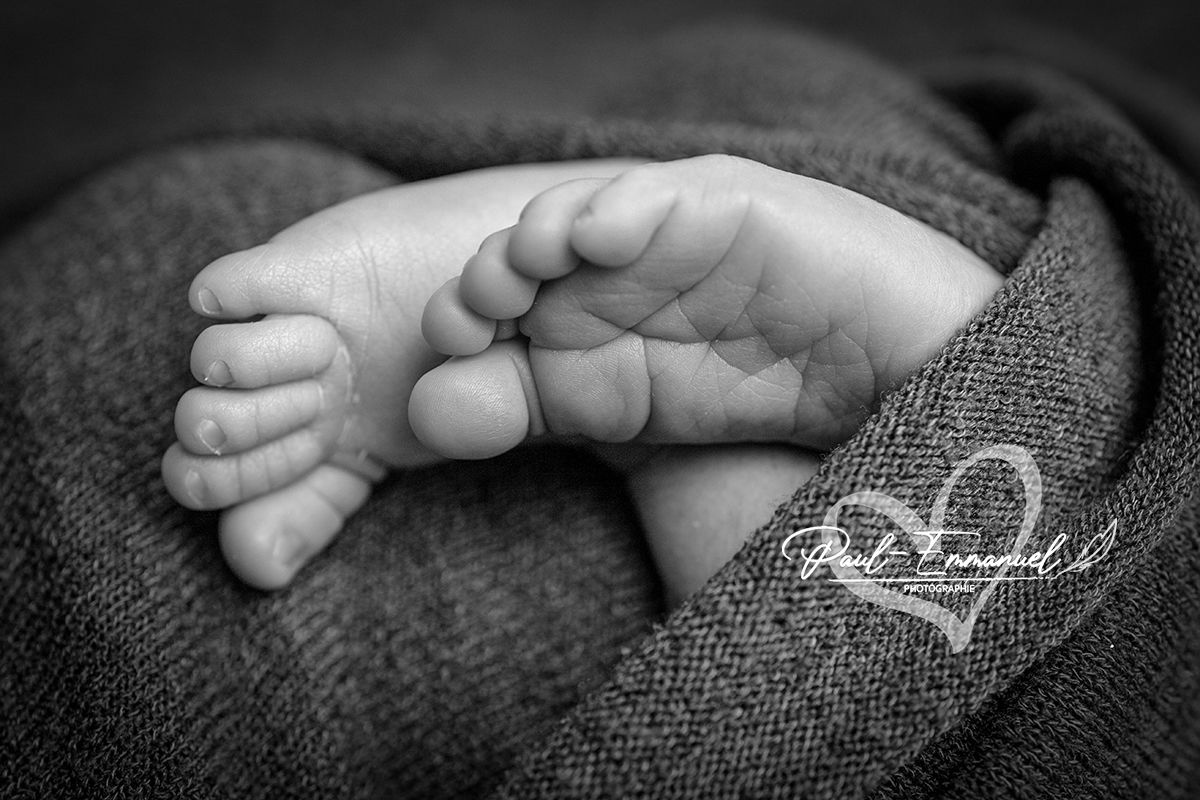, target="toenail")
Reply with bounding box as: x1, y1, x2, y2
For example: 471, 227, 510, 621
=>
184, 469, 210, 506
202, 360, 233, 387
197, 287, 223, 315
272, 526, 309, 570
196, 419, 226, 455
